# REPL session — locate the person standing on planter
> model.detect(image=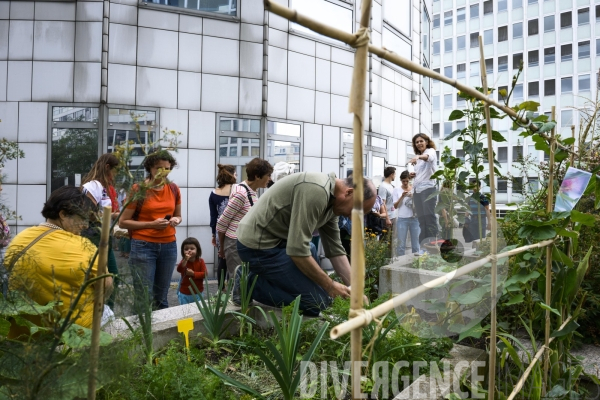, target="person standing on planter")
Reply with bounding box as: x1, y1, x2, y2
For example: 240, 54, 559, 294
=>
235, 172, 377, 316
217, 158, 273, 284
408, 133, 438, 247
119, 151, 182, 310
